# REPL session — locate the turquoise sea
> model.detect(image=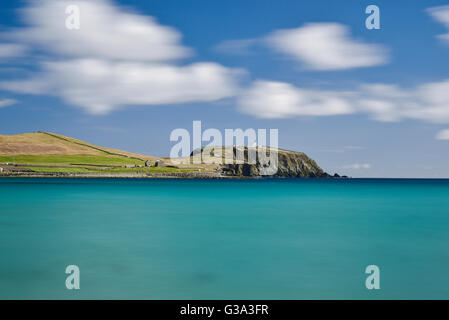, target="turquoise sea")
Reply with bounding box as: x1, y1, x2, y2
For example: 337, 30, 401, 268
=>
0, 178, 449, 299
